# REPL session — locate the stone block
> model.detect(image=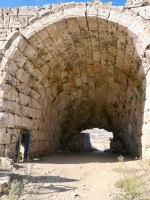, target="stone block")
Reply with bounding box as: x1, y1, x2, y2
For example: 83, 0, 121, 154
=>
146, 147, 150, 159
125, 0, 150, 8
0, 128, 10, 144
145, 134, 150, 146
